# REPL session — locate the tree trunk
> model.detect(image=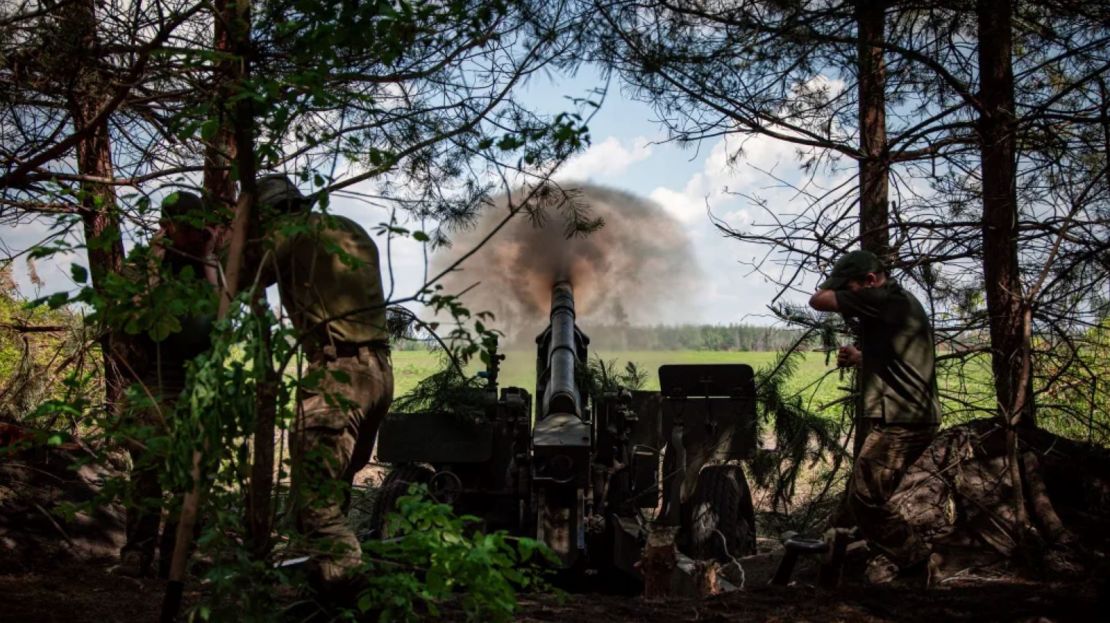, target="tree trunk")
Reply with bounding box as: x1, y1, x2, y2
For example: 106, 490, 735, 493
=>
204, 0, 238, 218
199, 0, 274, 561
856, 0, 890, 262
64, 0, 126, 410
853, 0, 890, 460
164, 0, 259, 617
1099, 77, 1110, 202
248, 295, 277, 559
978, 0, 1031, 430
218, 0, 275, 561
977, 0, 1033, 540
